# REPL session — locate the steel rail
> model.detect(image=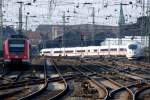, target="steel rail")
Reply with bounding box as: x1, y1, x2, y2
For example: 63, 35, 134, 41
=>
63, 59, 131, 99
134, 86, 150, 100
0, 70, 25, 83
0, 79, 45, 90
70, 64, 109, 100
81, 61, 134, 100
48, 60, 69, 100
19, 59, 48, 100
127, 82, 148, 100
